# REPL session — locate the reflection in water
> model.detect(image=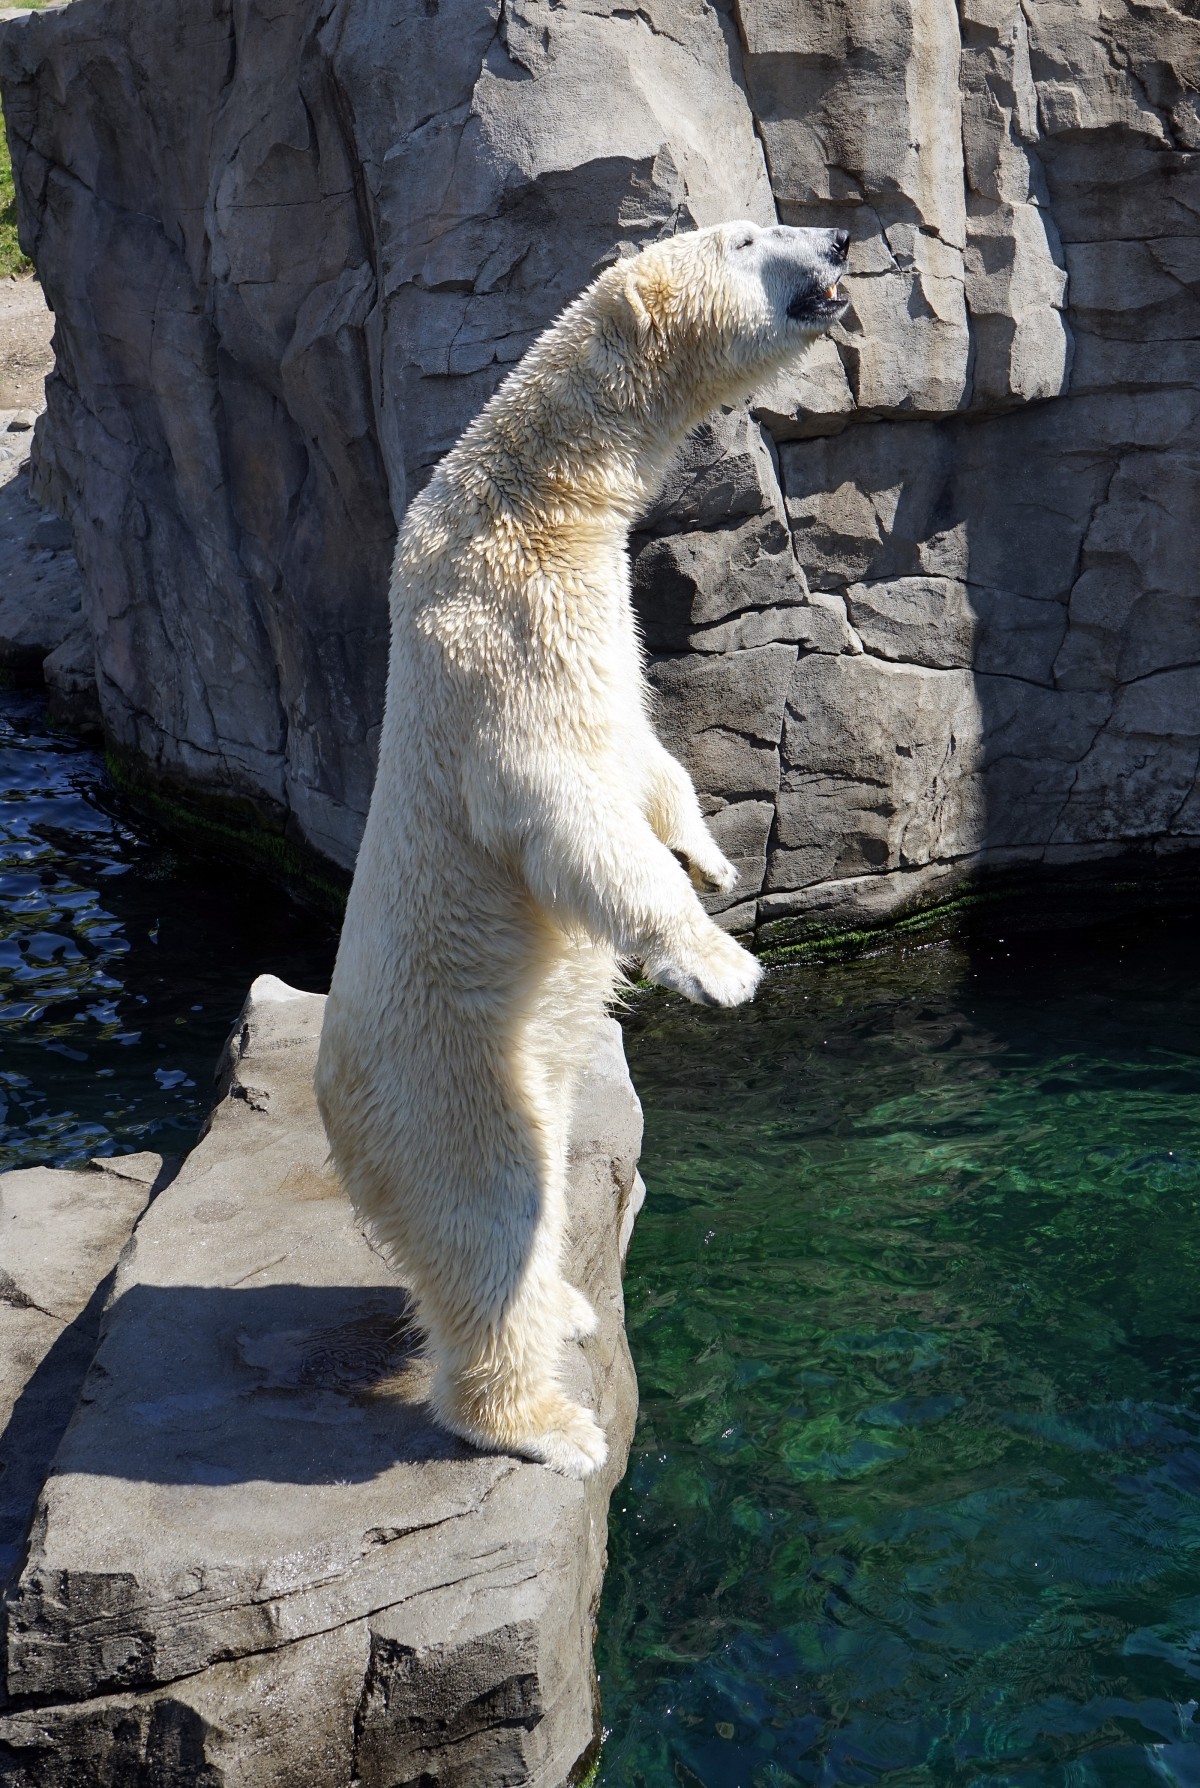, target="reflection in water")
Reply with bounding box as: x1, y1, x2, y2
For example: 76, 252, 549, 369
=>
0, 692, 336, 1169
601, 931, 1200, 1786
